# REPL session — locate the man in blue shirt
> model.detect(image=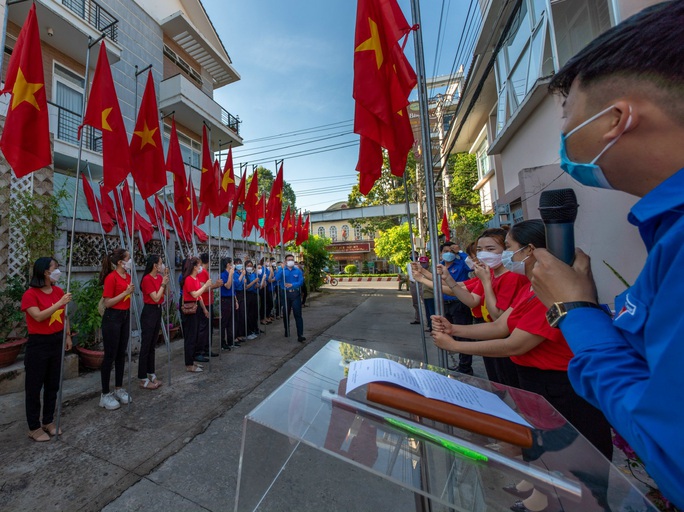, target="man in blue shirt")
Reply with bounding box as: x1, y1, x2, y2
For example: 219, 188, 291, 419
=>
231, 258, 246, 344
272, 253, 305, 342
531, 3, 684, 508
219, 257, 238, 350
